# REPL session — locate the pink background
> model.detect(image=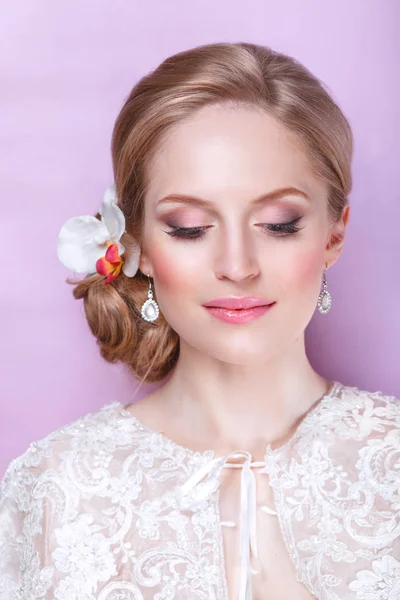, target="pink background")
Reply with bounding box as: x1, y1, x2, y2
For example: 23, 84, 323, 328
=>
1, 0, 399, 476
